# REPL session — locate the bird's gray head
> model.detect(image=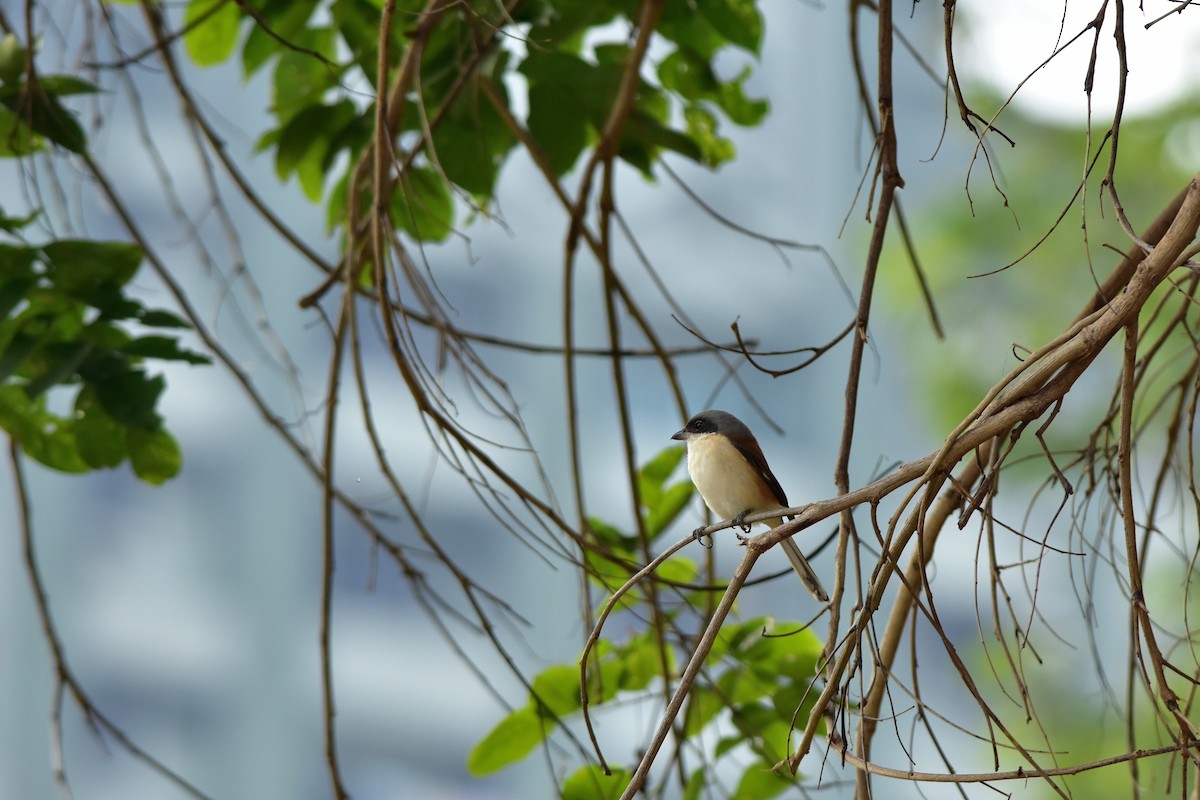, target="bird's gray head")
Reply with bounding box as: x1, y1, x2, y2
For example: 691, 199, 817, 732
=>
671, 409, 751, 442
